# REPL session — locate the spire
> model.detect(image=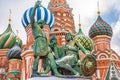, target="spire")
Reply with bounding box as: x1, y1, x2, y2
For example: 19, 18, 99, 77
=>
78, 14, 81, 29
16, 30, 19, 45
78, 14, 82, 34
97, 0, 100, 16
4, 9, 12, 33
9, 9, 12, 24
